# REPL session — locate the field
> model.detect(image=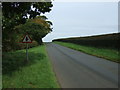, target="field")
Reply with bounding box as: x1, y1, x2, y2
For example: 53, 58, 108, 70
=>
2, 45, 59, 88
53, 33, 119, 49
